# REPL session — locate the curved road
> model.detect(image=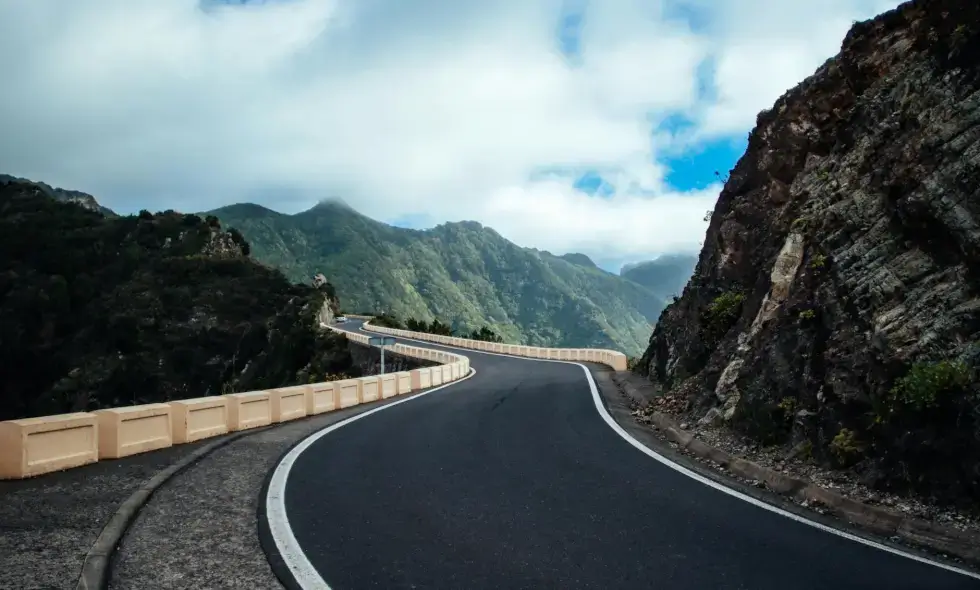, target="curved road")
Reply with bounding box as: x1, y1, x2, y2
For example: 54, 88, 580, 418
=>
264, 320, 980, 590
